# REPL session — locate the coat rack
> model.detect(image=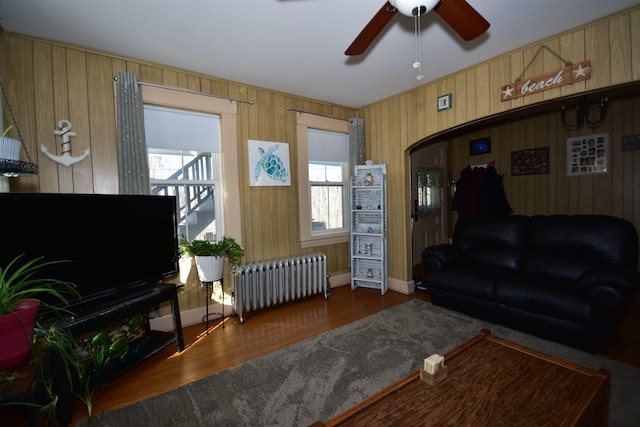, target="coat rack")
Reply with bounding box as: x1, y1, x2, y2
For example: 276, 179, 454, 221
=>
561, 96, 609, 131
